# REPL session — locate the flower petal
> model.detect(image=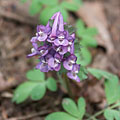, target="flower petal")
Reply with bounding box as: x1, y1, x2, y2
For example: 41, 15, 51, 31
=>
67, 72, 80, 82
